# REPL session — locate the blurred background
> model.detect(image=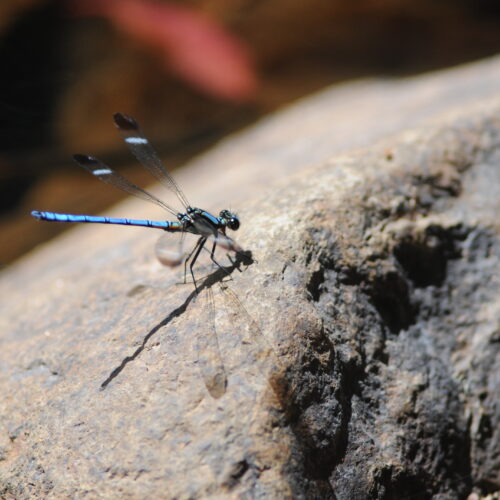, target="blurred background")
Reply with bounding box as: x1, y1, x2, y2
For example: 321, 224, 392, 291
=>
1, 0, 499, 268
